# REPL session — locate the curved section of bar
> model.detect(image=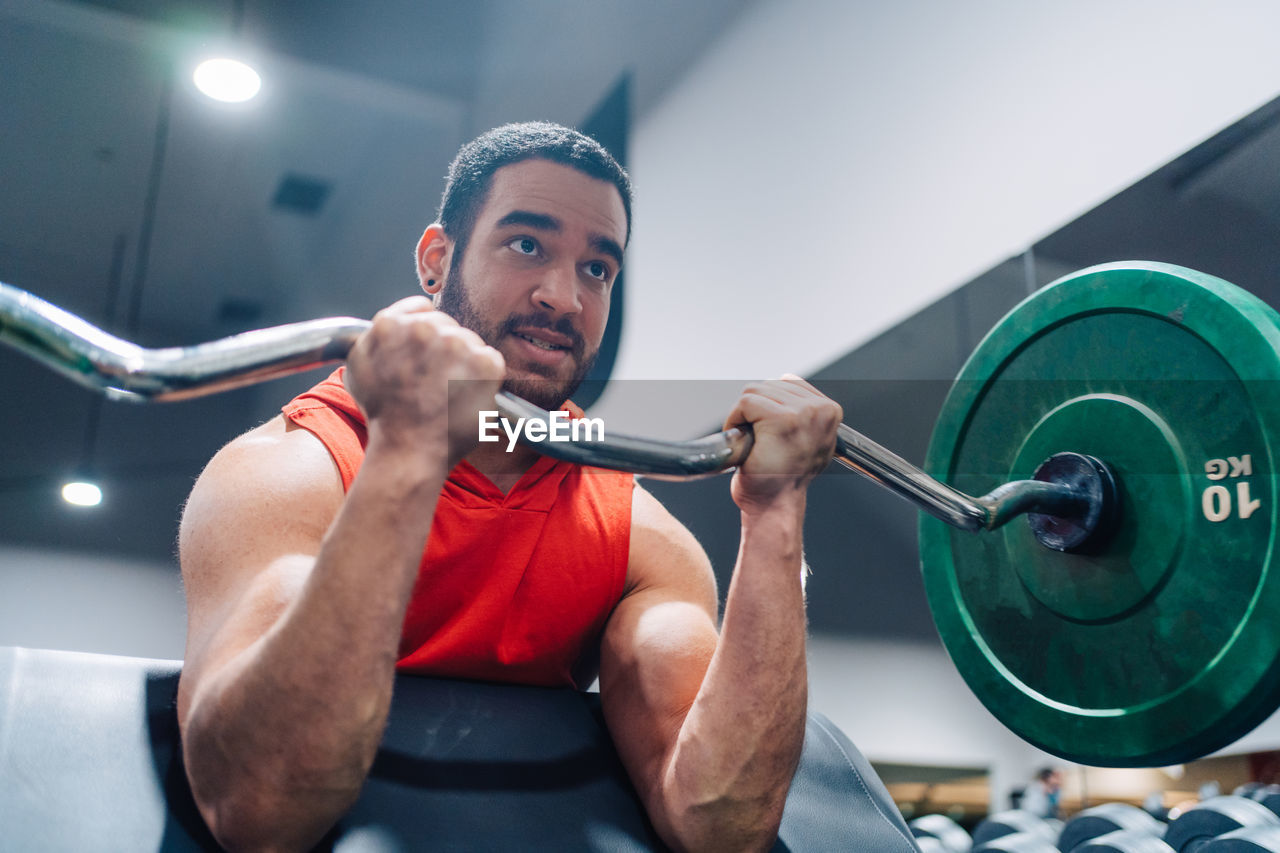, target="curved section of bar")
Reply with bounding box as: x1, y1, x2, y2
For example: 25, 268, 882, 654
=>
0, 281, 369, 401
